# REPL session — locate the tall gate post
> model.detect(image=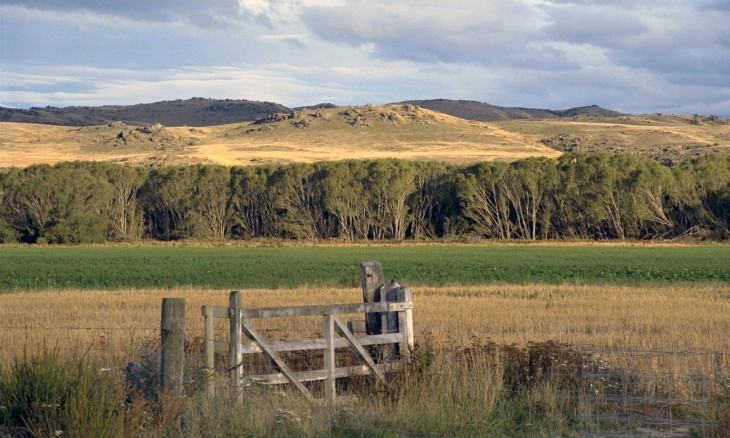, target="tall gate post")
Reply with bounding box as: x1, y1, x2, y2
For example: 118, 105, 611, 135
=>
323, 314, 336, 404
397, 286, 414, 362
360, 261, 384, 335
160, 298, 186, 395
229, 291, 244, 400
202, 305, 215, 398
